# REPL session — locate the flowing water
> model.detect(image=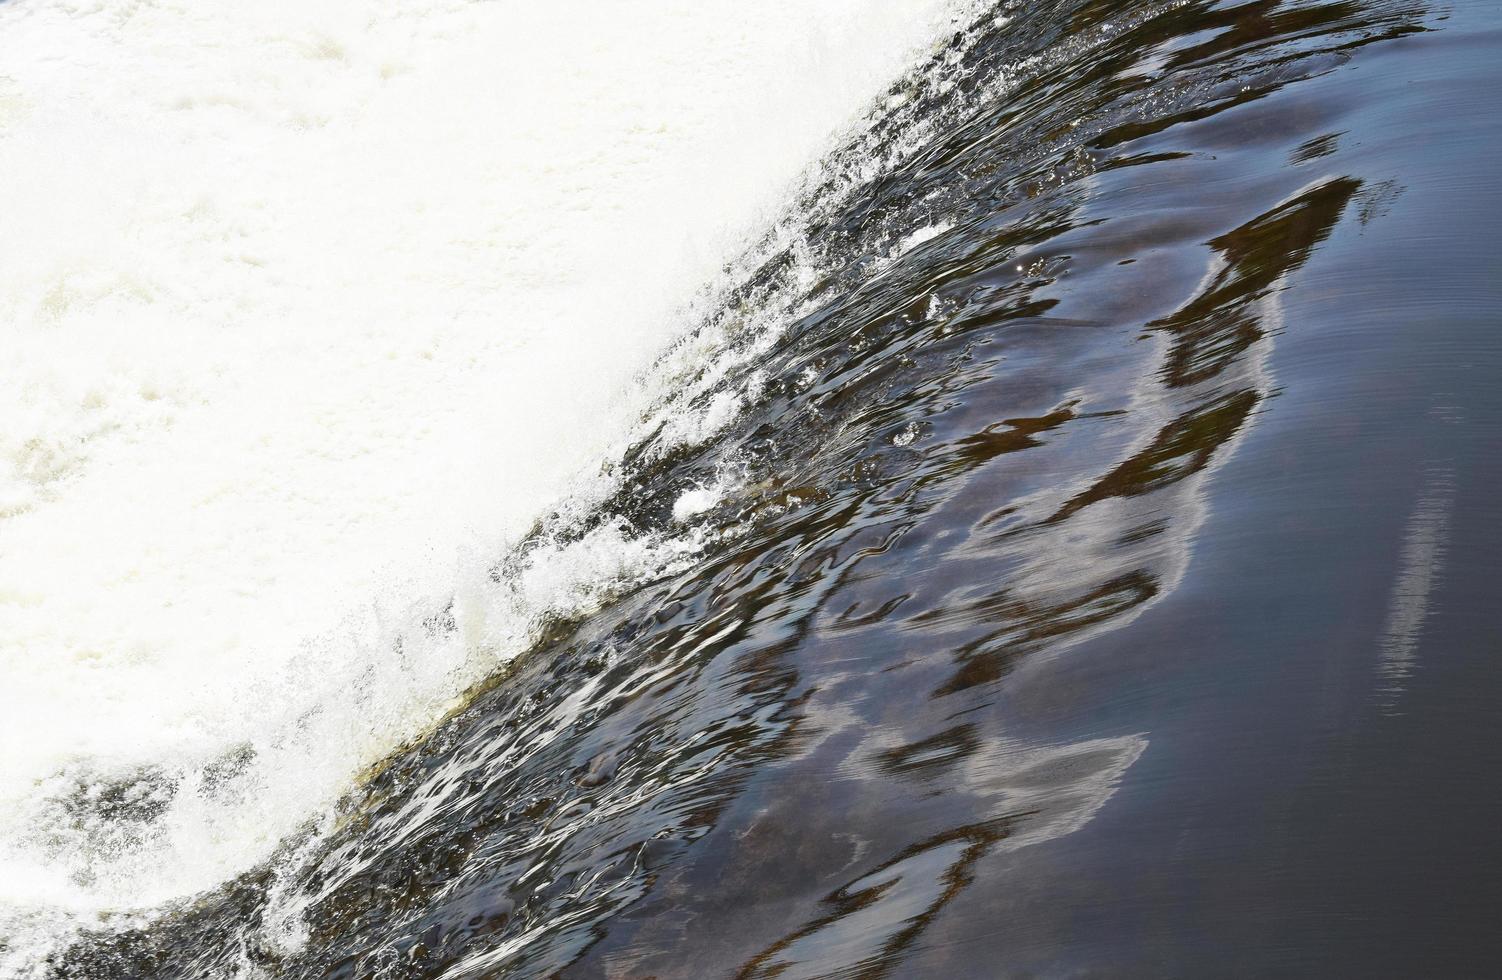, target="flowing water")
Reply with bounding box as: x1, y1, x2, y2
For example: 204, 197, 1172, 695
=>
3, 0, 1500, 976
